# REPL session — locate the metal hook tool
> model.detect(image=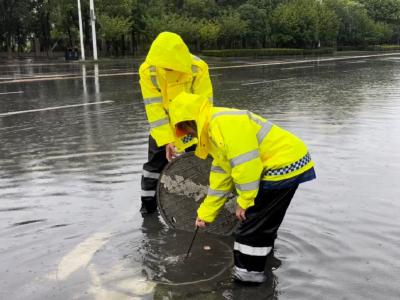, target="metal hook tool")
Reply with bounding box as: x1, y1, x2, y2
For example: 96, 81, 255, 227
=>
185, 226, 199, 259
